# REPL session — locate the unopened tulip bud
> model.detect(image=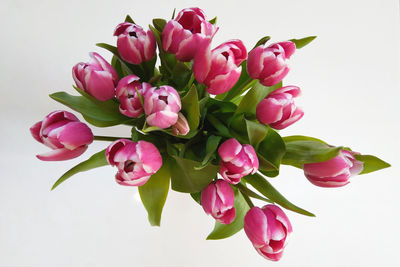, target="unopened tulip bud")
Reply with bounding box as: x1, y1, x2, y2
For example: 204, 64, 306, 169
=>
172, 112, 190, 136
